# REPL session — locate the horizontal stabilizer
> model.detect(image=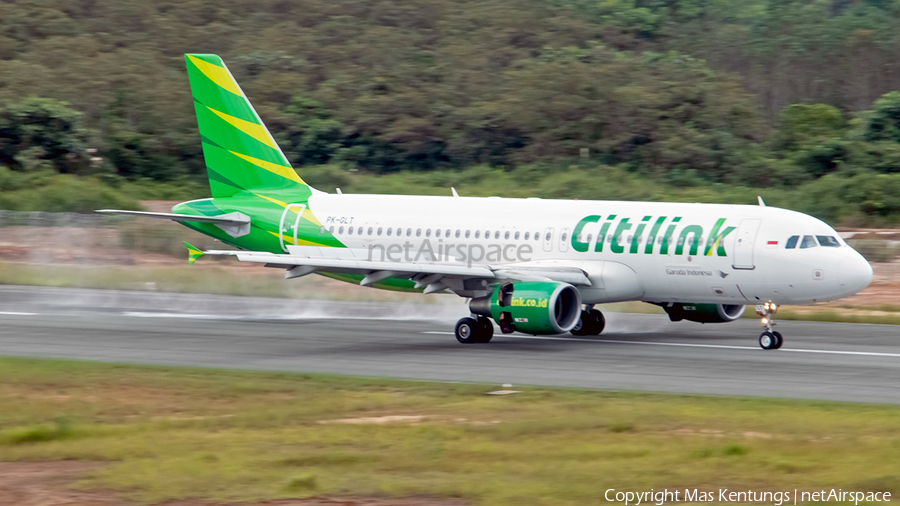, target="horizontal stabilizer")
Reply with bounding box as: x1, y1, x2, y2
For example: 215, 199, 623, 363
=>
96, 210, 251, 238
184, 242, 205, 265
96, 209, 249, 224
